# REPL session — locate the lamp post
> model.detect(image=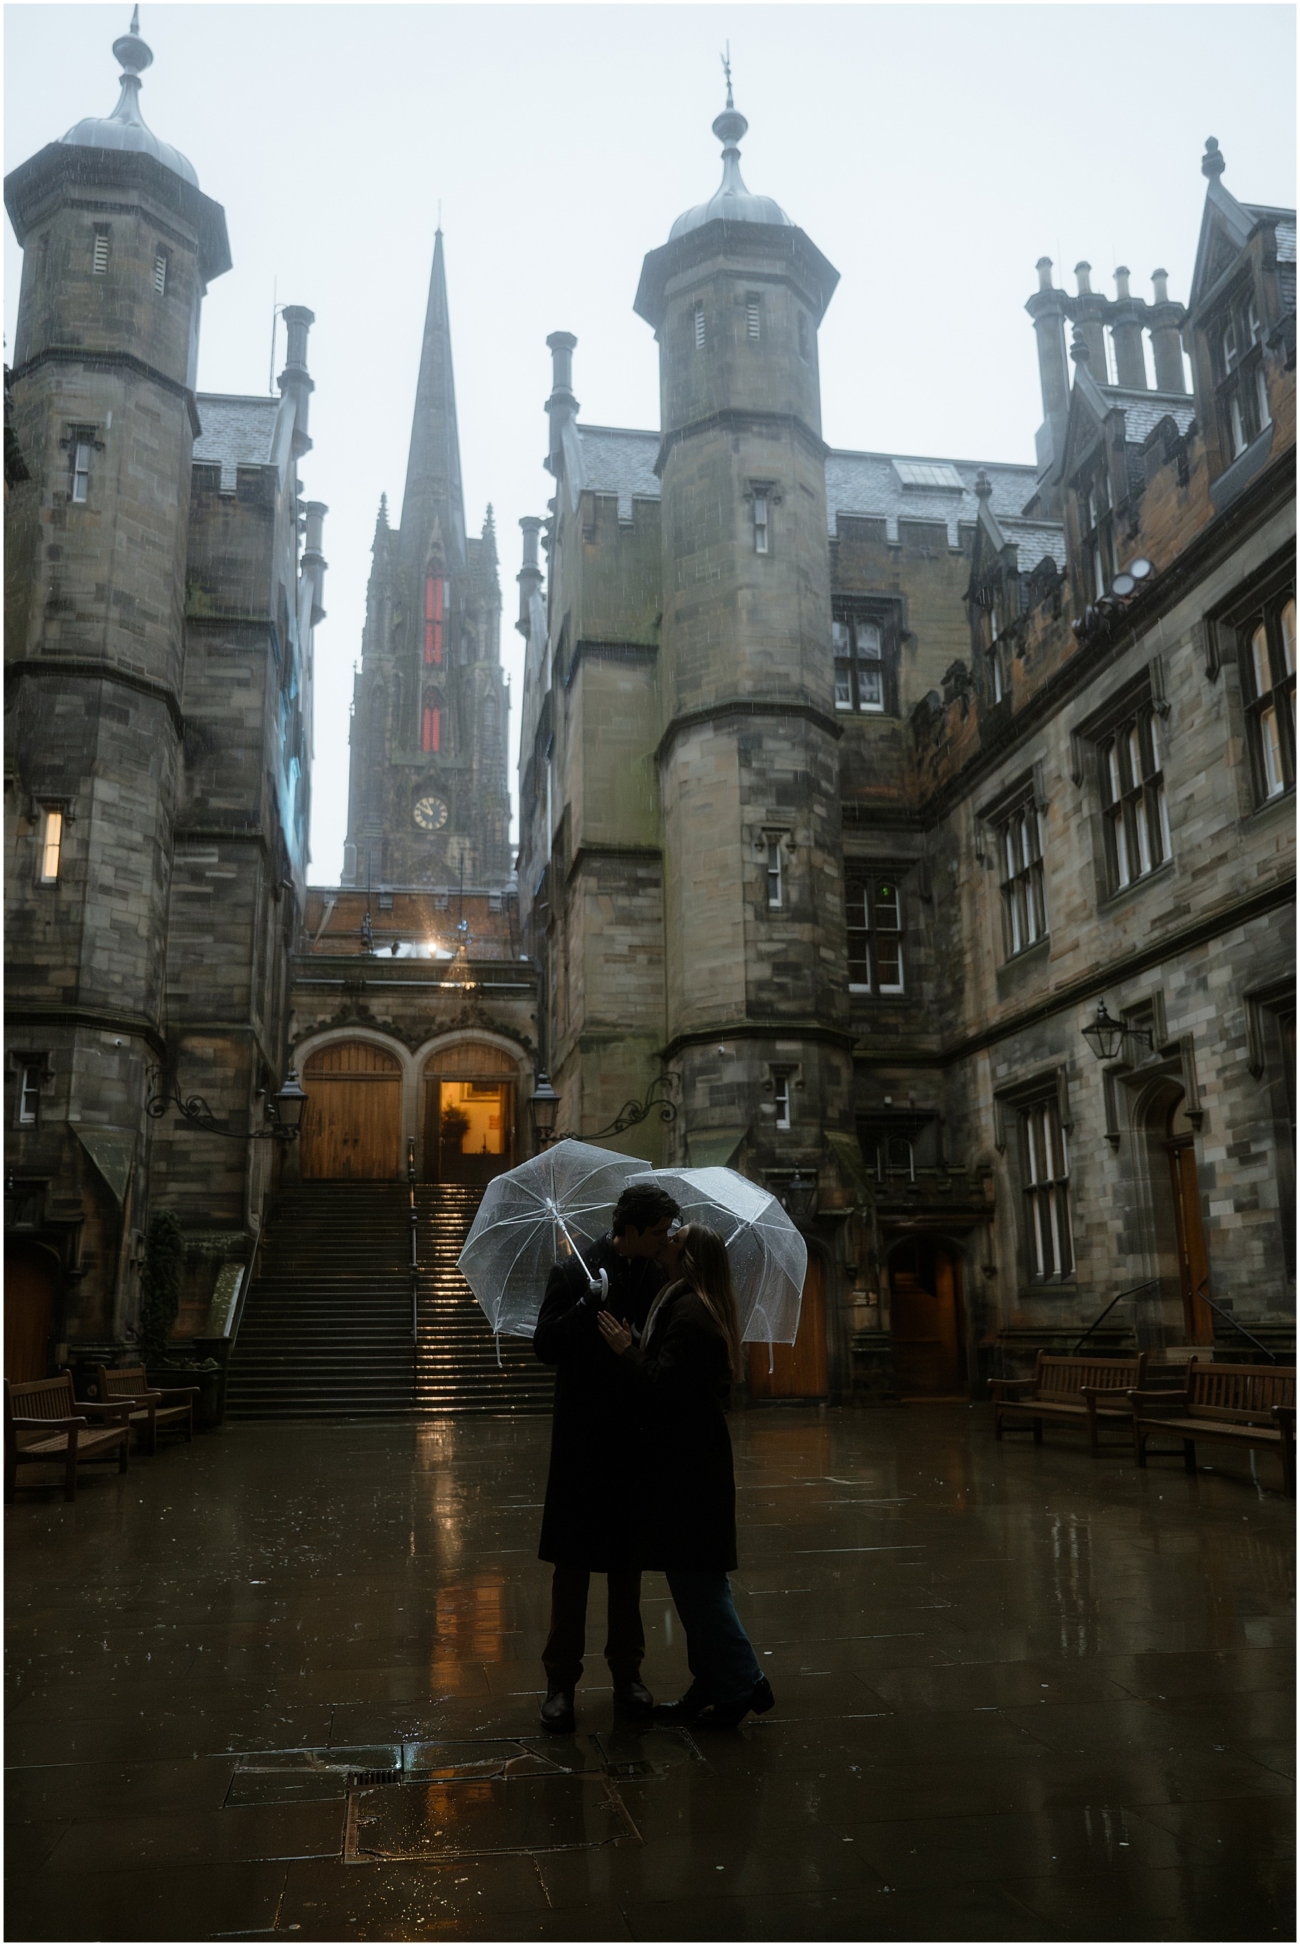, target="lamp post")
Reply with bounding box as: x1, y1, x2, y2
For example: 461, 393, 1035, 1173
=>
1080, 1001, 1155, 1063
528, 1072, 561, 1151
